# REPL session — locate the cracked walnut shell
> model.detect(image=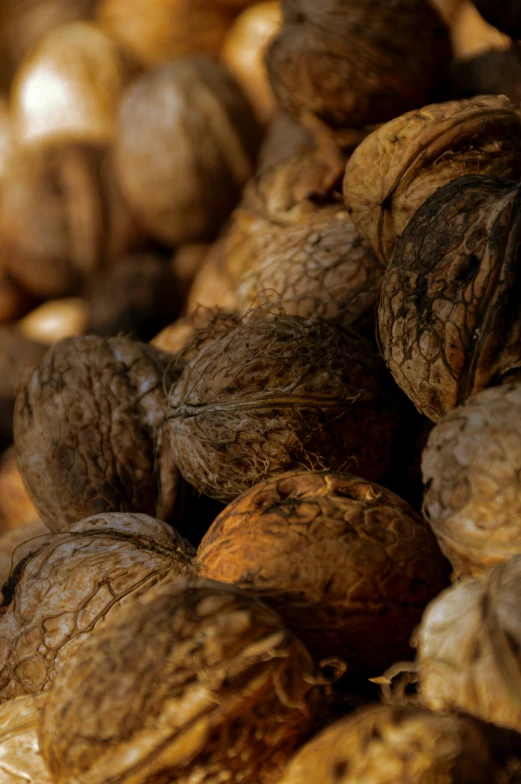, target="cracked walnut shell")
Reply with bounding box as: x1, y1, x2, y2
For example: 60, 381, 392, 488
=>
265, 0, 452, 129
422, 383, 521, 577
0, 513, 193, 701
166, 314, 402, 502
196, 471, 449, 672
343, 96, 521, 265
14, 335, 182, 532
40, 579, 325, 784
278, 704, 496, 784
378, 174, 521, 422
